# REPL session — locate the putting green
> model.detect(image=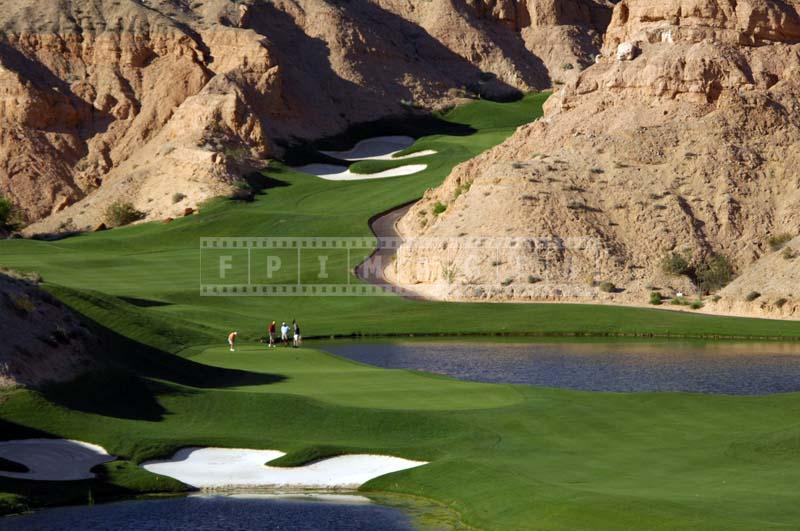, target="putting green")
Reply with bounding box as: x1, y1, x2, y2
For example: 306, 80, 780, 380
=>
2, 94, 800, 529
